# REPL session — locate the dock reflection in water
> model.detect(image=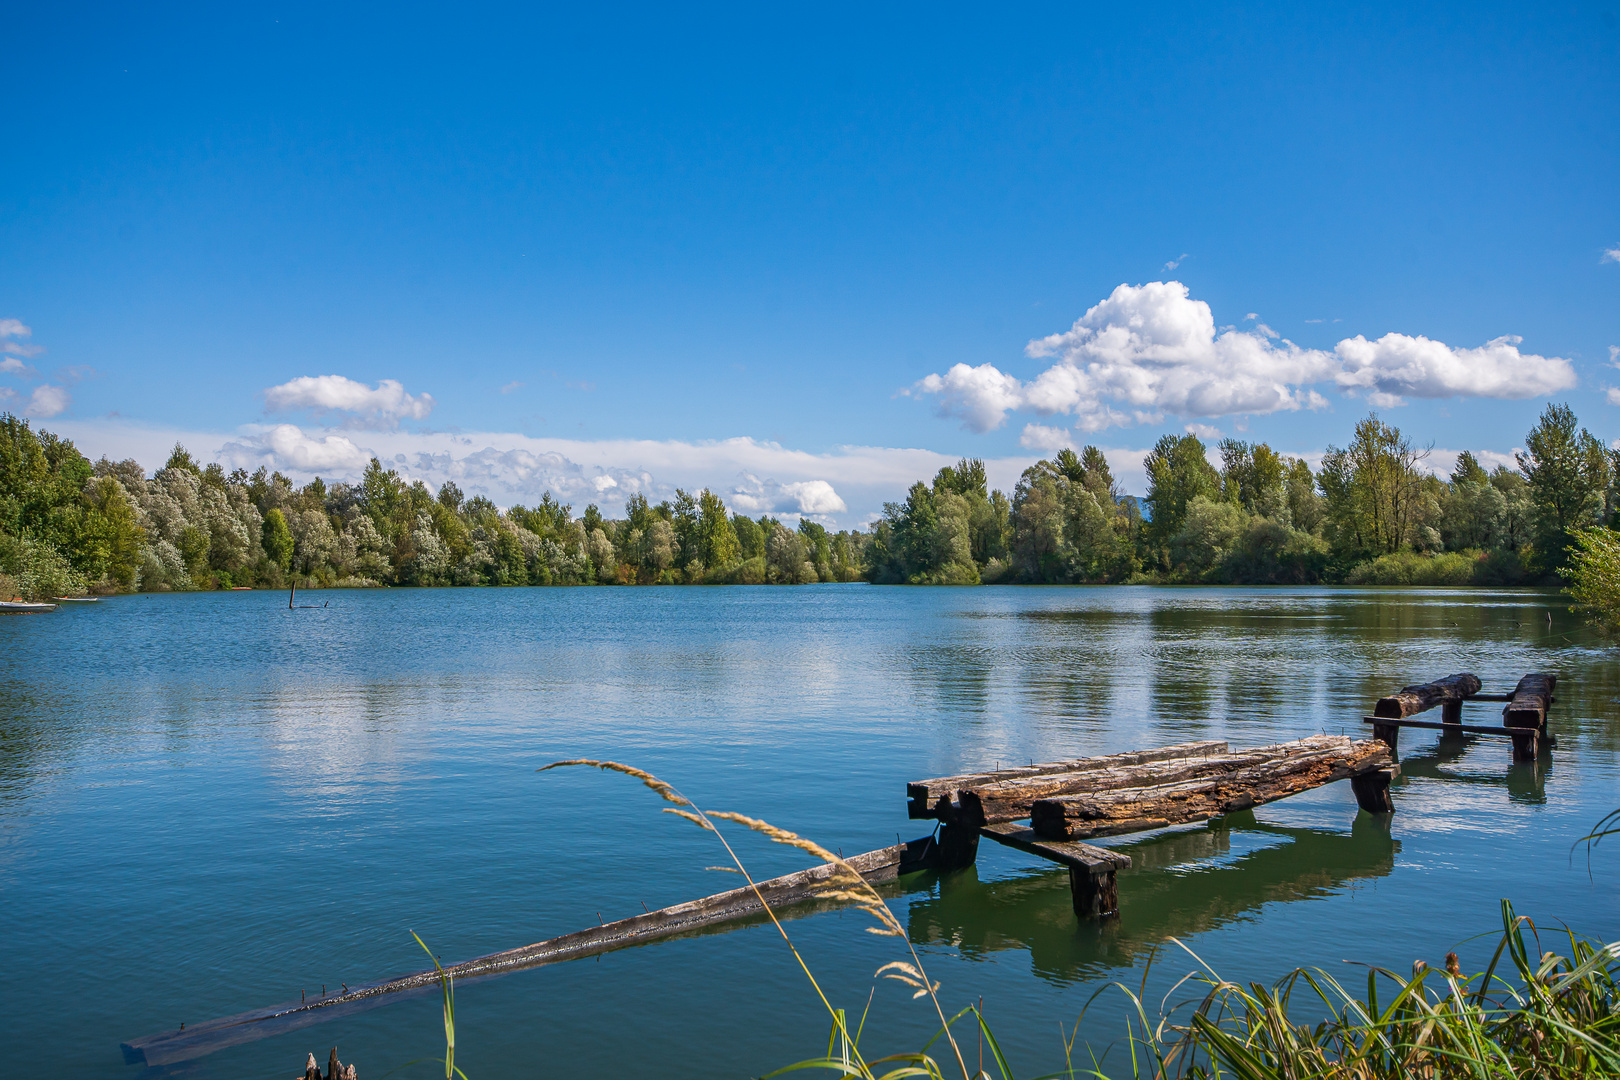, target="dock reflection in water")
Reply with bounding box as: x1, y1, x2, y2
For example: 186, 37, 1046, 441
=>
905, 814, 1398, 985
